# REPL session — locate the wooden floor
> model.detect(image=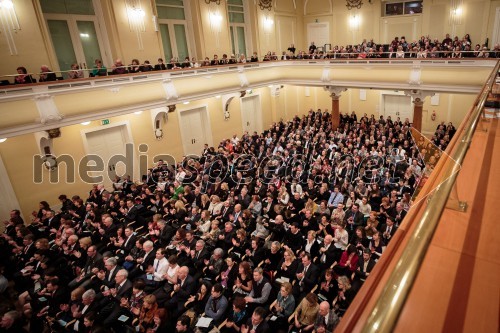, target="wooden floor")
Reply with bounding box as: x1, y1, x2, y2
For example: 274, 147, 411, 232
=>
393, 117, 500, 333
